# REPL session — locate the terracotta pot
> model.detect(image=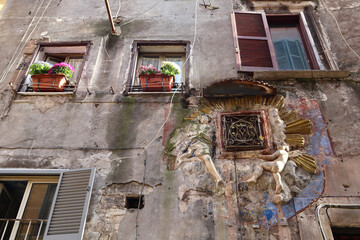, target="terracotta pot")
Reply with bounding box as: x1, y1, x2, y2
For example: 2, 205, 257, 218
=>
139, 73, 174, 92
31, 74, 67, 92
